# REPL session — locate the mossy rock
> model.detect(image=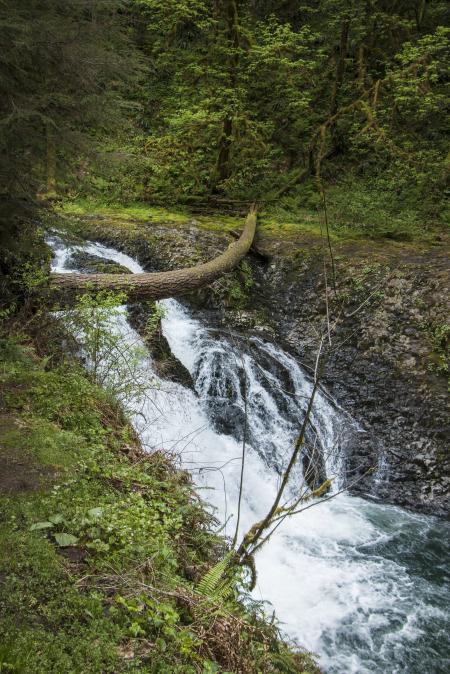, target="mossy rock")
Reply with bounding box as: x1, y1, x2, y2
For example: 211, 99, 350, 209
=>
127, 303, 194, 390
67, 251, 131, 274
